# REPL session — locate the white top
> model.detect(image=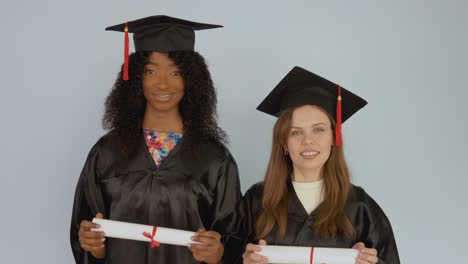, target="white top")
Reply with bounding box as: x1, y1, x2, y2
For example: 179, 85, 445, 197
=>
292, 180, 324, 214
